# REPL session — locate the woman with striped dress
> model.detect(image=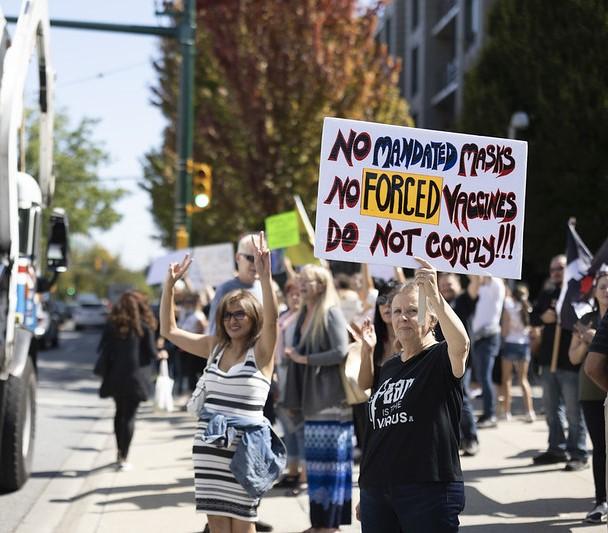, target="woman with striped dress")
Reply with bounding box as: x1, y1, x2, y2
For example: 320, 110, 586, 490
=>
160, 232, 277, 533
